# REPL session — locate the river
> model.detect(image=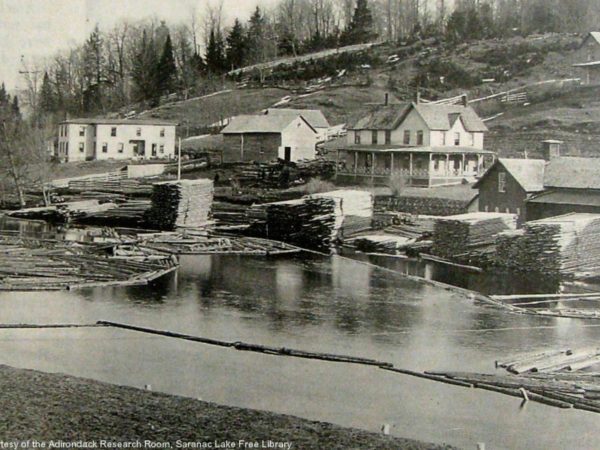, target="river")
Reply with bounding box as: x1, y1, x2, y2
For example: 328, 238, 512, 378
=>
0, 219, 598, 449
